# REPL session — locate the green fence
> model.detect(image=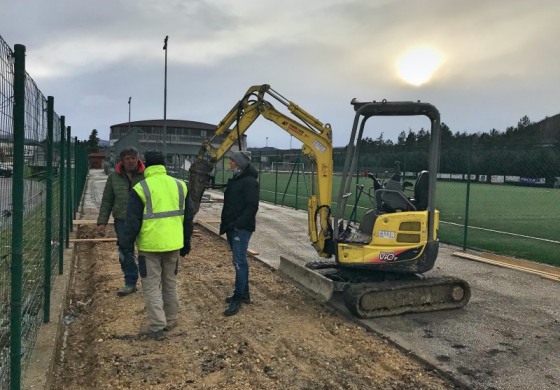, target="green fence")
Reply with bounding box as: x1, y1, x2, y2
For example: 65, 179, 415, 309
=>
0, 37, 88, 389
222, 147, 559, 267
